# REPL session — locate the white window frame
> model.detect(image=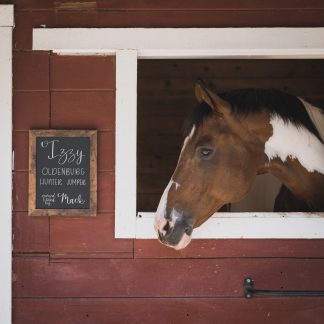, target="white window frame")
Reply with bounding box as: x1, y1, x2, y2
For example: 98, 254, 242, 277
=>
0, 5, 14, 324
33, 27, 324, 239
